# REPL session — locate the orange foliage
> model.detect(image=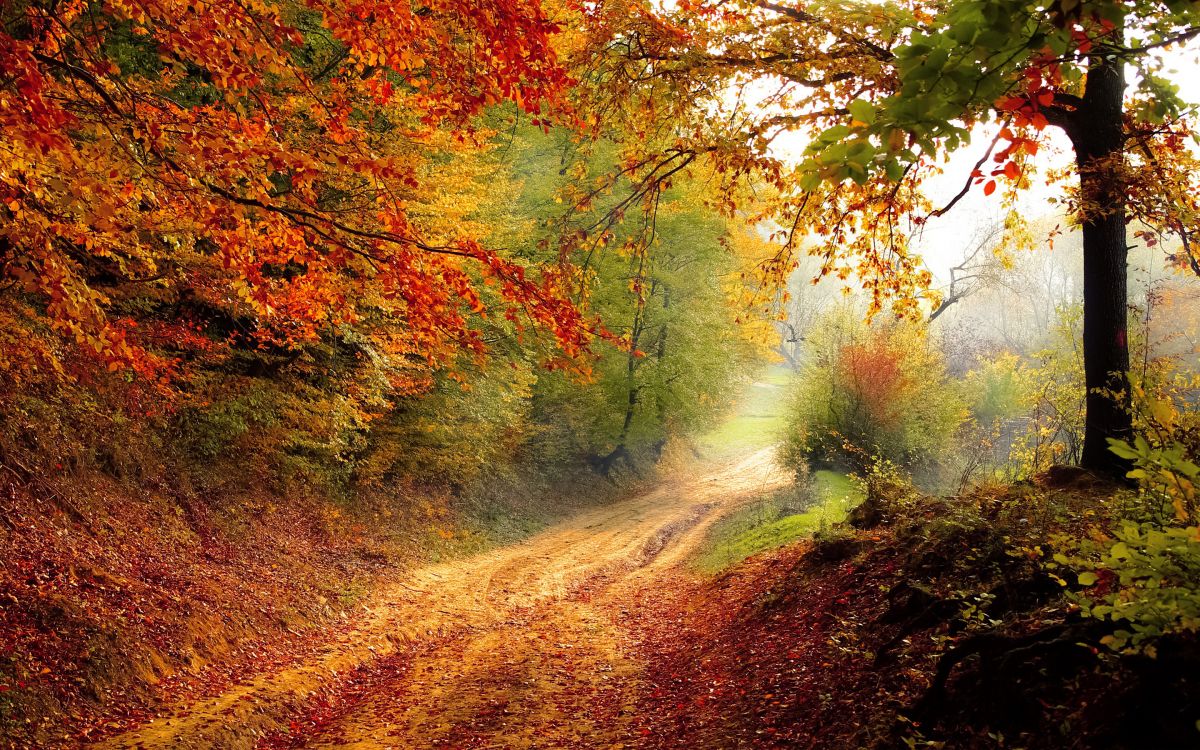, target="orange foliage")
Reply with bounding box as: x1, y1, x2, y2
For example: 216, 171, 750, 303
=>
836, 337, 914, 433
0, 0, 587, 395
